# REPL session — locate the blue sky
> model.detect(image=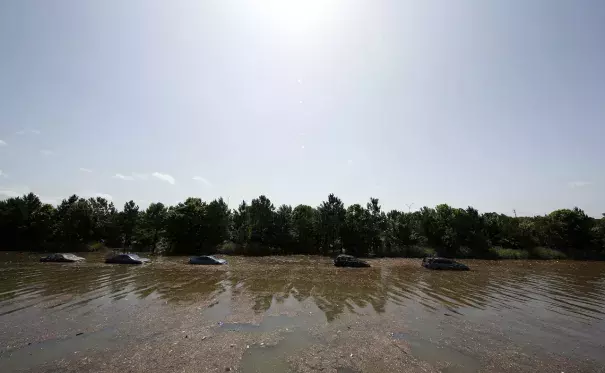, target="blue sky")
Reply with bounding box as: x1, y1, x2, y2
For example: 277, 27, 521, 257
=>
1, 0, 604, 216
